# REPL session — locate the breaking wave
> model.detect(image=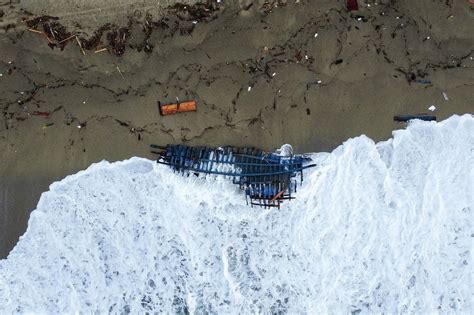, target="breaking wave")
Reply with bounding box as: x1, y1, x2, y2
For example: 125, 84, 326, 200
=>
0, 114, 473, 313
